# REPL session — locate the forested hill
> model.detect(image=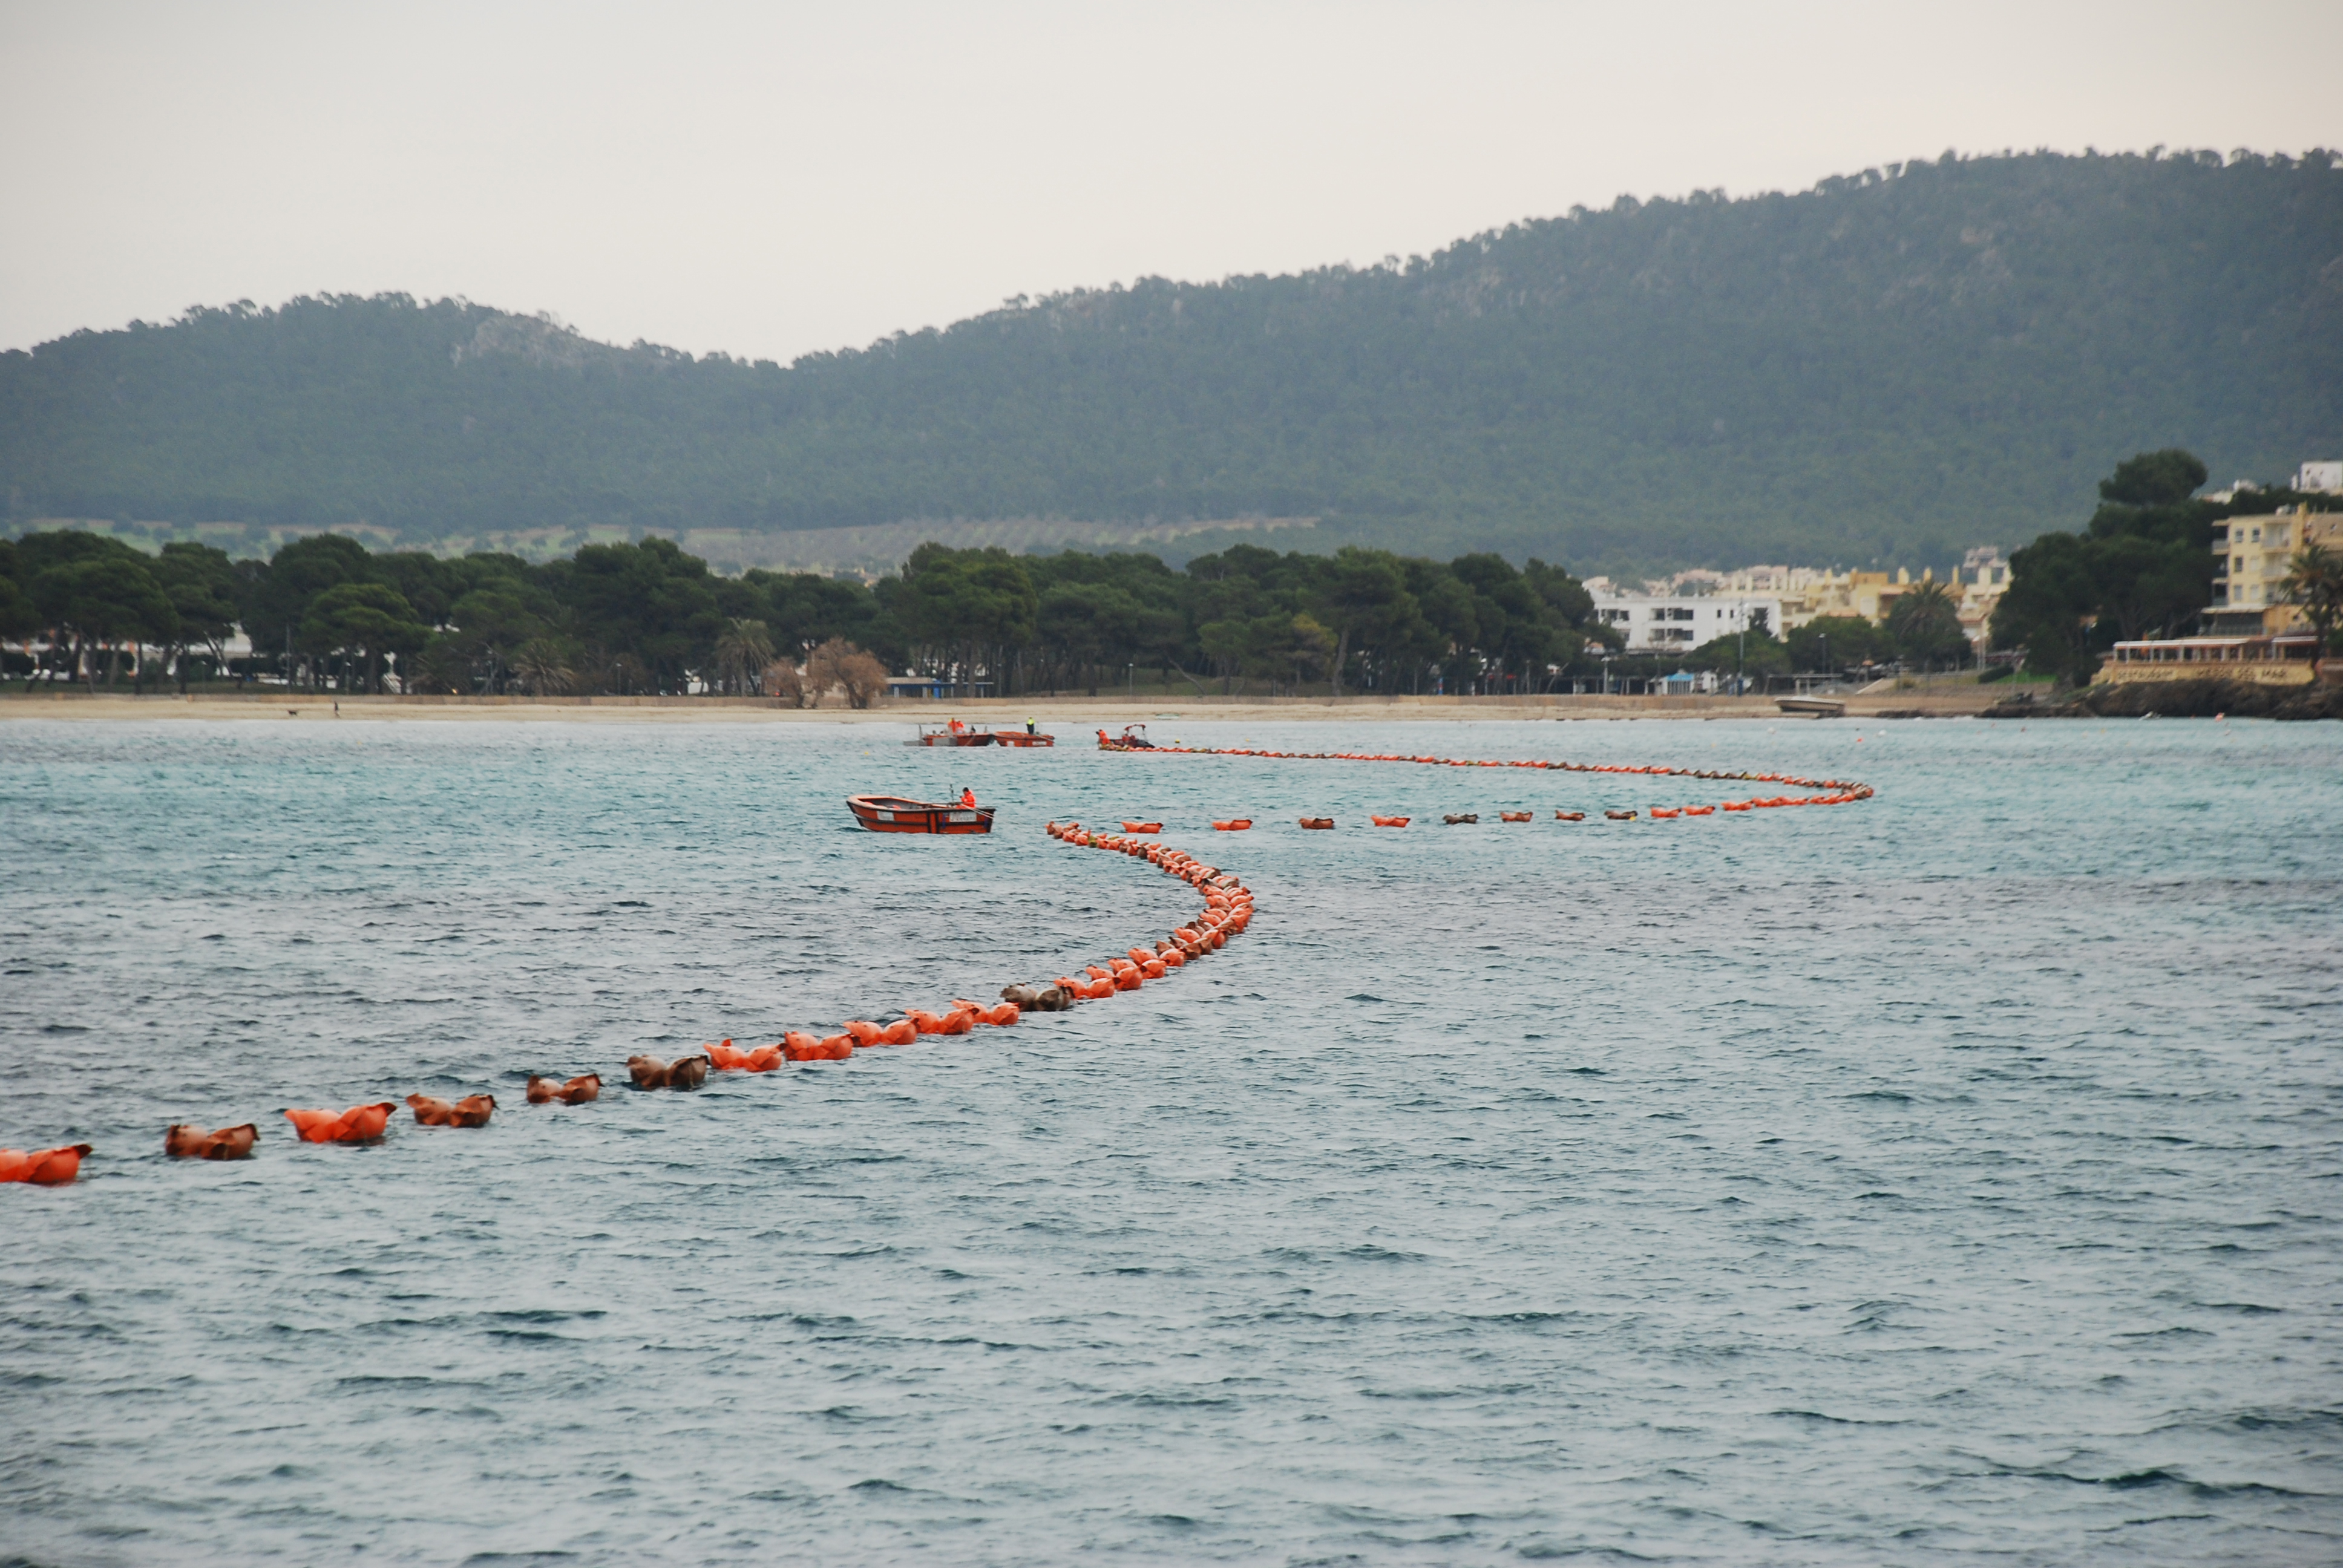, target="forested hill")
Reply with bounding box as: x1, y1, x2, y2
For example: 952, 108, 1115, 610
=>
4, 148, 2338, 573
